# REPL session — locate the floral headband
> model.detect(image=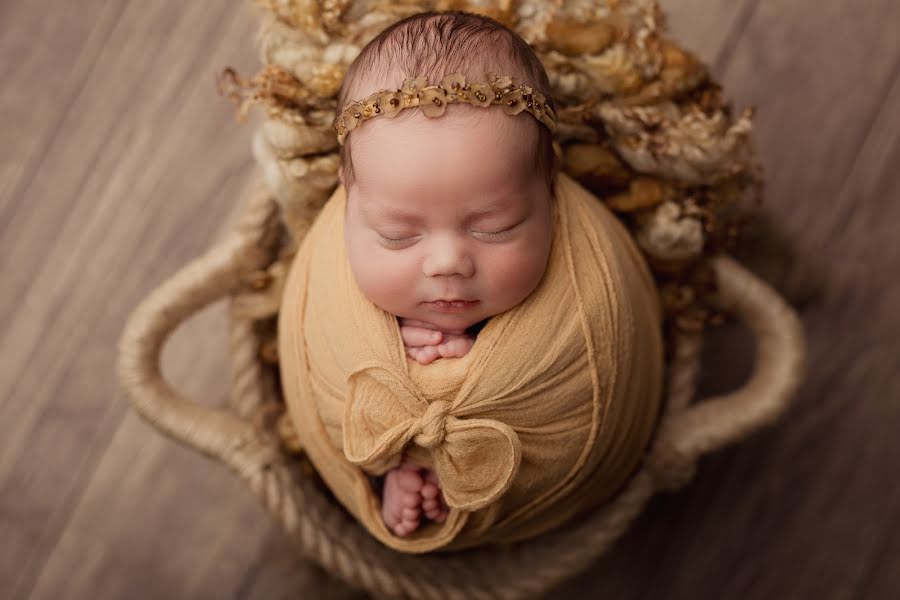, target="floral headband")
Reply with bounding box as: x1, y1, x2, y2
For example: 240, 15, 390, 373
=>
332, 72, 558, 145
